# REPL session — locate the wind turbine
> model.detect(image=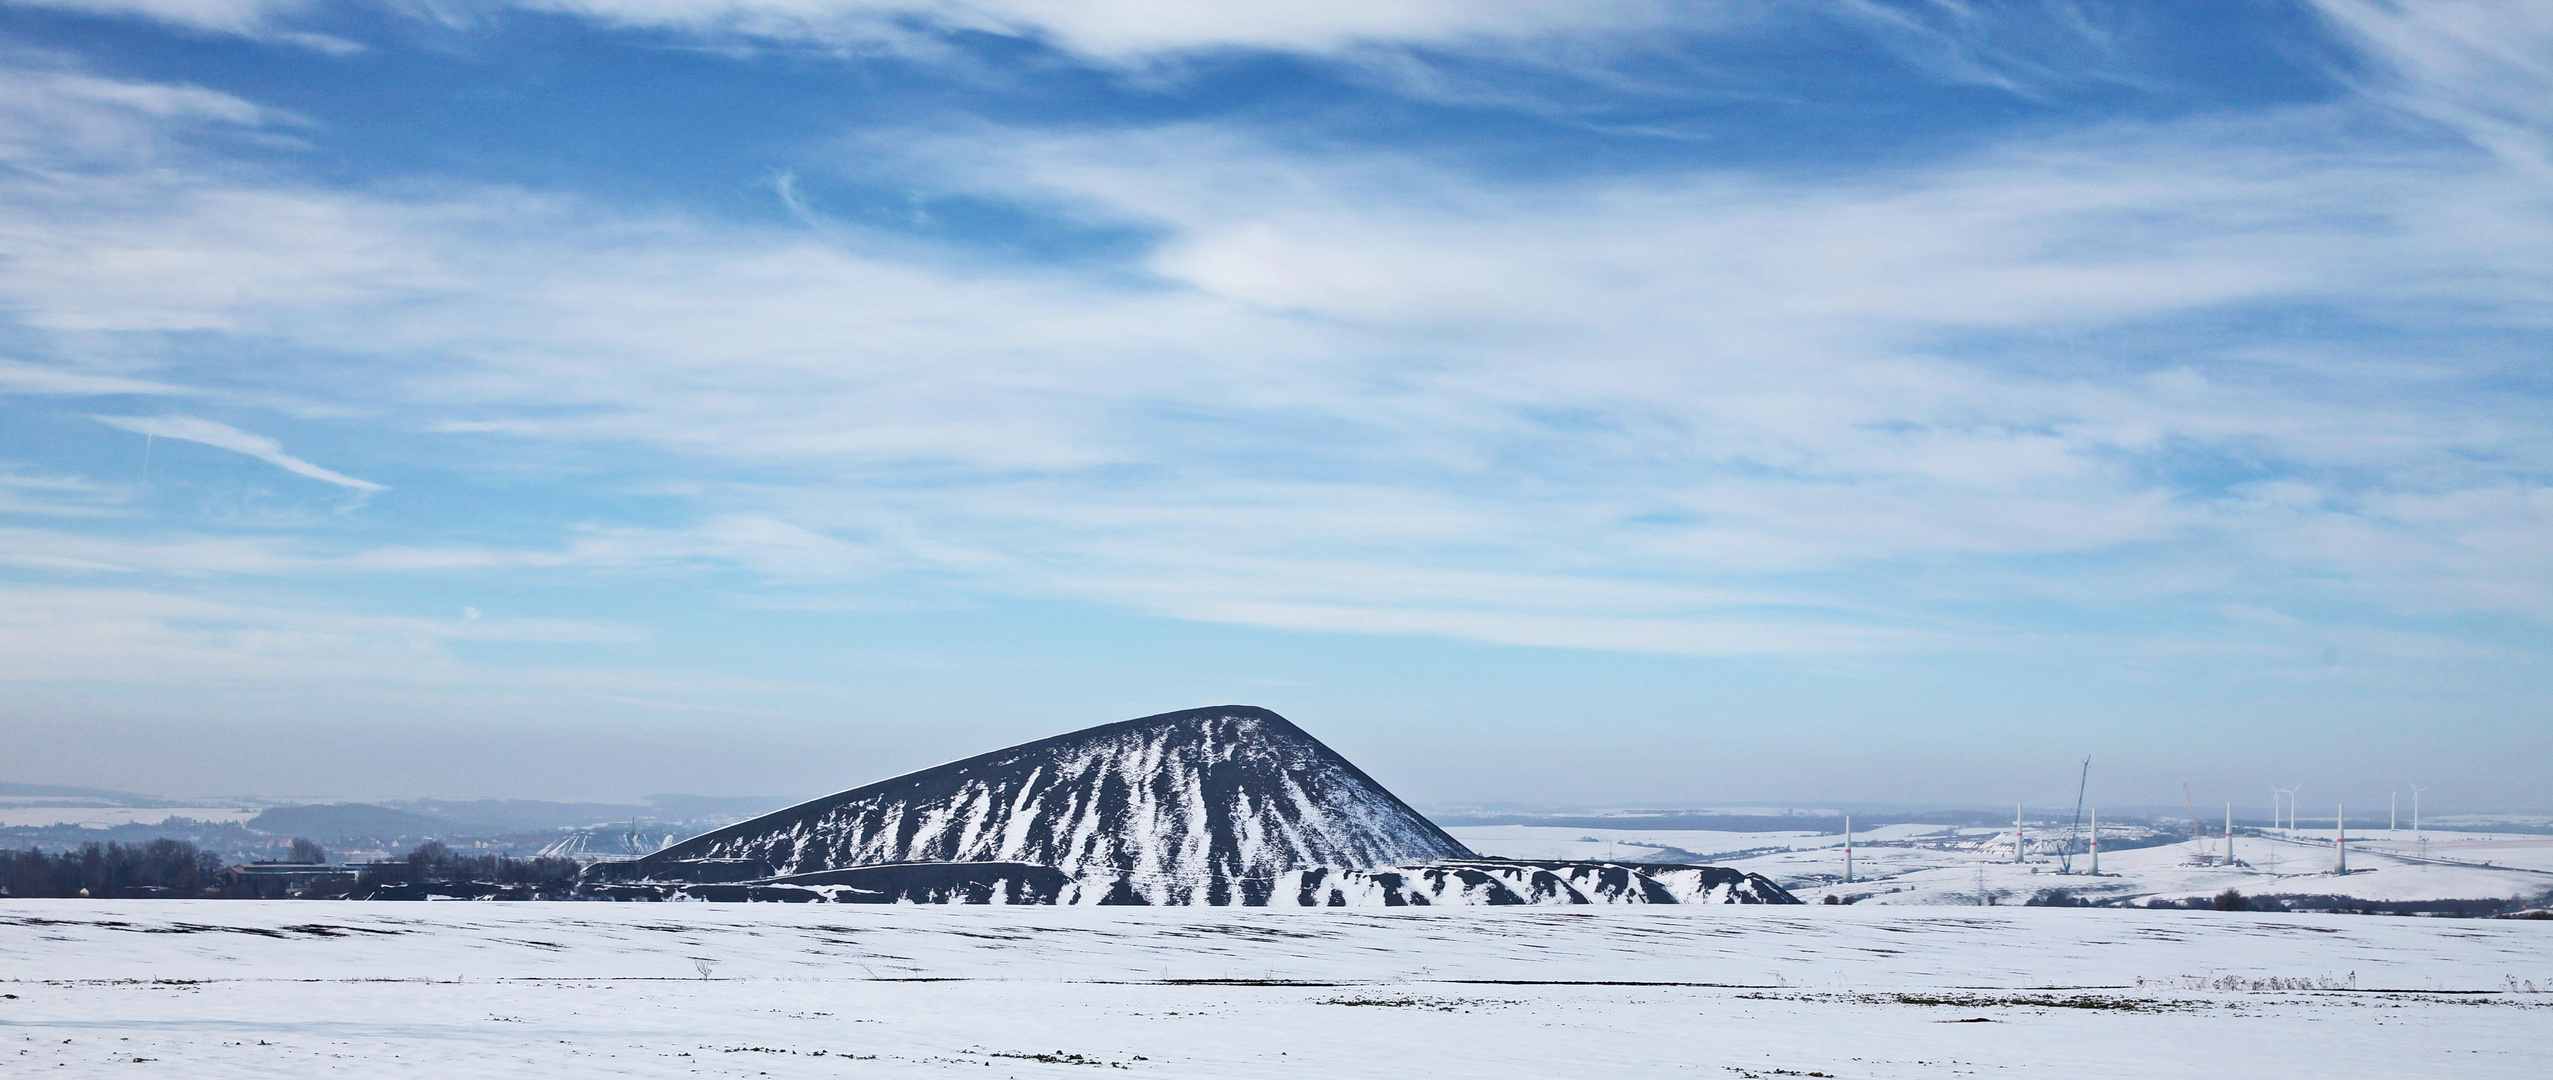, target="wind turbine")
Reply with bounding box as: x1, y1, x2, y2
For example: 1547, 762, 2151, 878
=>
2014, 804, 2026, 864
2225, 802, 2234, 867
2062, 757, 2089, 875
